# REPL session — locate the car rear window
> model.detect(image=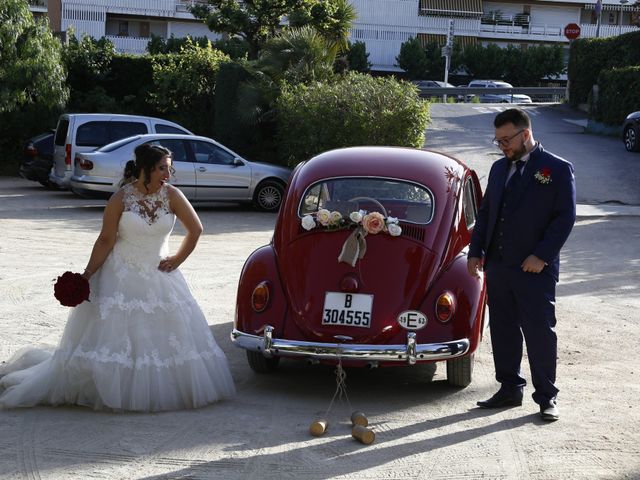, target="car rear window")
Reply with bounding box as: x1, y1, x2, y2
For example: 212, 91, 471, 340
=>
299, 178, 434, 224
155, 124, 189, 134
54, 119, 69, 146
76, 121, 148, 147
97, 136, 142, 153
